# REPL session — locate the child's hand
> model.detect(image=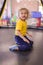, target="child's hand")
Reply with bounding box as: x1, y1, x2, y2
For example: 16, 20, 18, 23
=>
25, 39, 30, 43
23, 38, 30, 43
29, 35, 32, 37
26, 32, 32, 37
